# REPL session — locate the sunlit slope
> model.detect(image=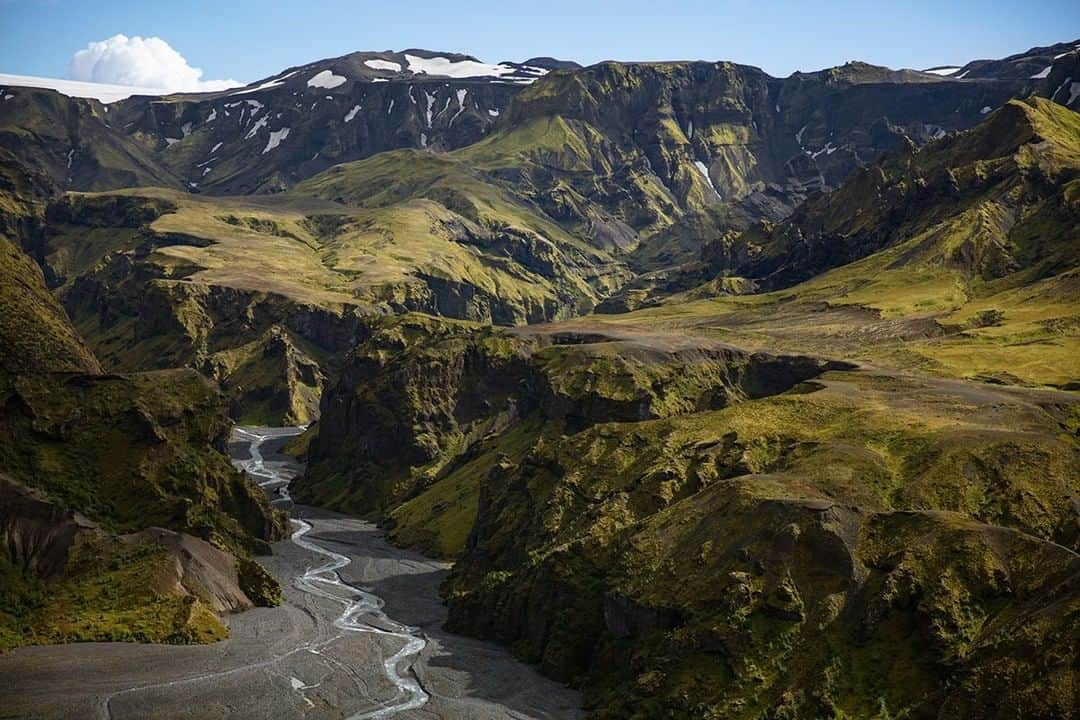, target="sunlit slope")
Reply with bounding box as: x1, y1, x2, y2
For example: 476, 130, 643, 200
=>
596, 98, 1080, 388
